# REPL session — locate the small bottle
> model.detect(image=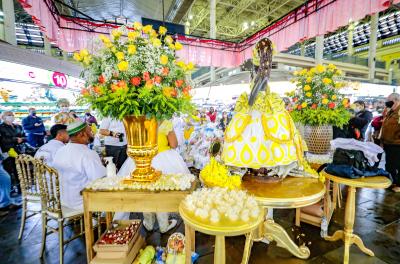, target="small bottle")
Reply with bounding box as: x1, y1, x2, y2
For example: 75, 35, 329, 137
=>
320, 216, 328, 238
